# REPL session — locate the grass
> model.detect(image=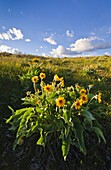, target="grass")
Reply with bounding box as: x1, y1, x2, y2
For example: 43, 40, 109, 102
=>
0, 53, 111, 169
